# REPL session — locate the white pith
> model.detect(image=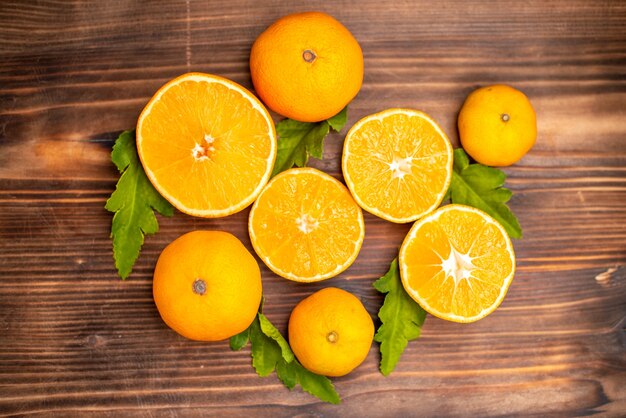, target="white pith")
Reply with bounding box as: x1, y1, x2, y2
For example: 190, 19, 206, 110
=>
388, 156, 413, 180
440, 245, 477, 286
191, 134, 217, 161
296, 213, 319, 234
